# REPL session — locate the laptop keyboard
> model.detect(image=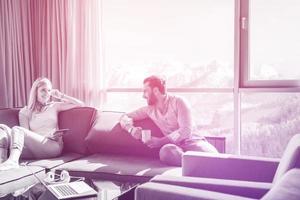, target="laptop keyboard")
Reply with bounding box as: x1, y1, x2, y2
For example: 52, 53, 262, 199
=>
53, 185, 79, 196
